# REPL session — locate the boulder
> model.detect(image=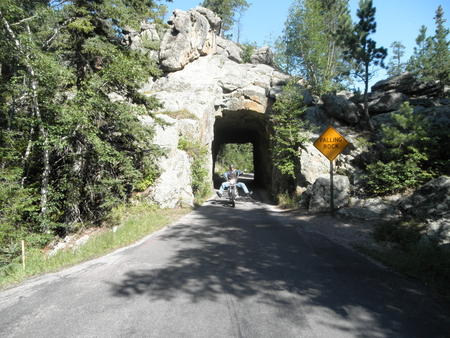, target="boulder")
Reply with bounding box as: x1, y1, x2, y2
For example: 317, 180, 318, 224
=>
371, 72, 416, 93
159, 7, 244, 71
368, 91, 409, 114
338, 197, 401, 221
249, 46, 274, 66
298, 143, 329, 186
146, 149, 194, 208
321, 94, 360, 124
159, 8, 220, 71
398, 177, 450, 245
216, 36, 243, 63
425, 217, 450, 246
371, 71, 440, 97
308, 174, 350, 213
399, 176, 450, 221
